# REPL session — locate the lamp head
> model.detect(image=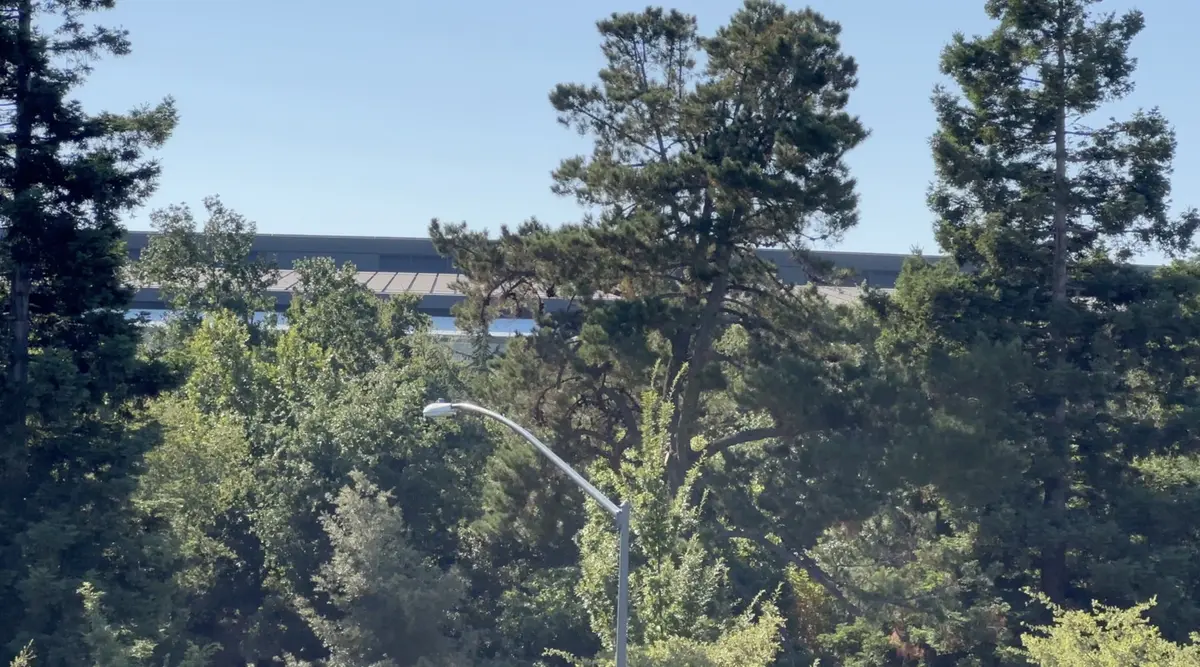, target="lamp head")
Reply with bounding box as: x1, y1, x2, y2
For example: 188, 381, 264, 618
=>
422, 401, 457, 419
